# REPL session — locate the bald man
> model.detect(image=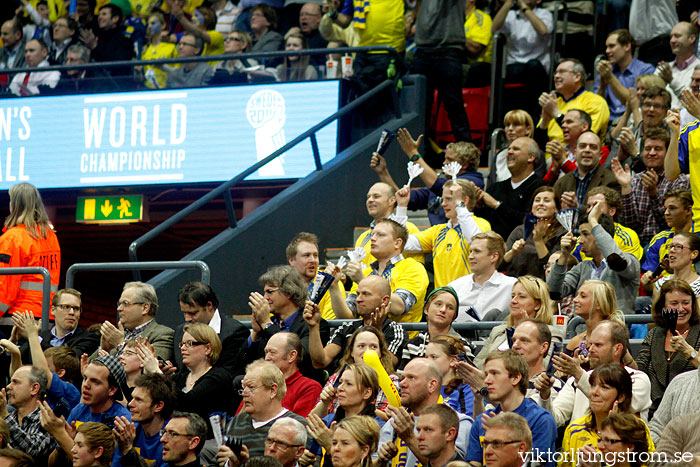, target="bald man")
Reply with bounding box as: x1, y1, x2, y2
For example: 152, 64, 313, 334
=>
474, 137, 546, 238
553, 132, 620, 210
305, 275, 408, 370
657, 22, 699, 110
